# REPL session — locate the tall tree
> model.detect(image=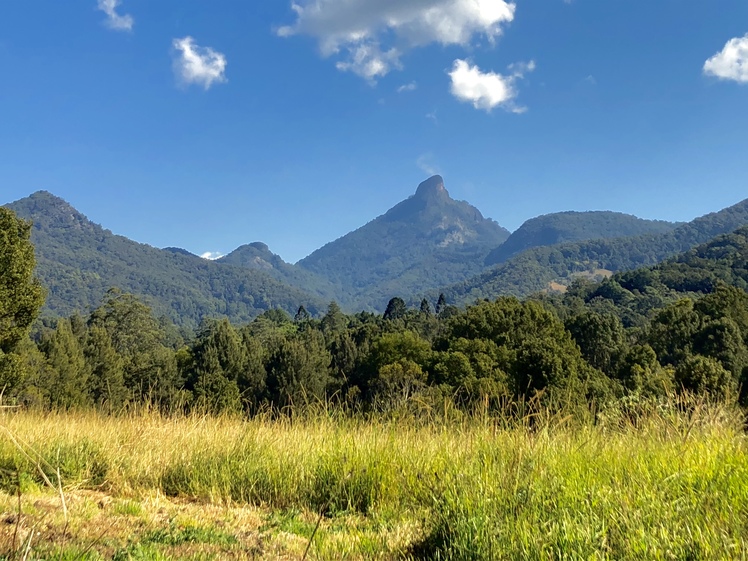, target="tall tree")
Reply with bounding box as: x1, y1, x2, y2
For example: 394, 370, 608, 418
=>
266, 330, 331, 408
89, 289, 180, 407
294, 305, 311, 323
85, 325, 127, 411
419, 298, 432, 316
0, 208, 45, 397
42, 318, 89, 408
187, 318, 245, 413
435, 294, 447, 316
383, 297, 407, 321
320, 301, 346, 335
